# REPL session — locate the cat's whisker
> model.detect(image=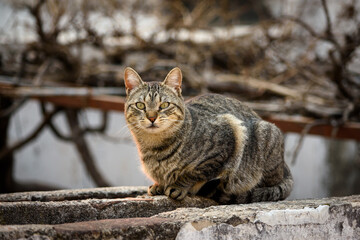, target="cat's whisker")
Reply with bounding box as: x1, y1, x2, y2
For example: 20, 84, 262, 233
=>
113, 124, 133, 135
123, 122, 142, 133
